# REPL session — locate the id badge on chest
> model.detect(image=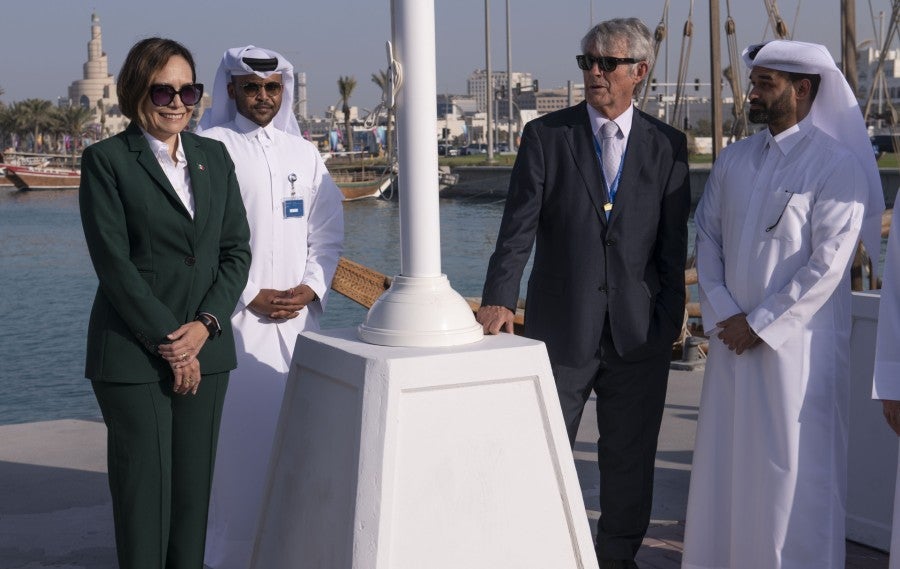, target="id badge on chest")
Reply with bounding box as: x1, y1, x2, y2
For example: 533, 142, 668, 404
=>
283, 198, 304, 219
